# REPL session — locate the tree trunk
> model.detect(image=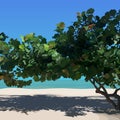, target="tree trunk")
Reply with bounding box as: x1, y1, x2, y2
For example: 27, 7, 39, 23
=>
89, 79, 120, 110
96, 88, 120, 110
